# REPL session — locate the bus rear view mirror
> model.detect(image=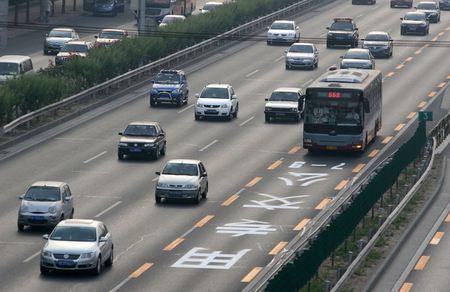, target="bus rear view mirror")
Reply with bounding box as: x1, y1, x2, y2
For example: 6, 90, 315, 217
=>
363, 100, 370, 113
